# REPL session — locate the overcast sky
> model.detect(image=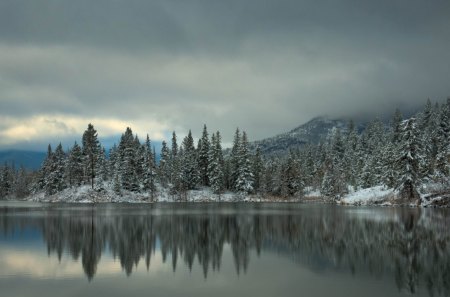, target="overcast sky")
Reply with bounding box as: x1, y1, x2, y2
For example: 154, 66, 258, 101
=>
1, 0, 449, 151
